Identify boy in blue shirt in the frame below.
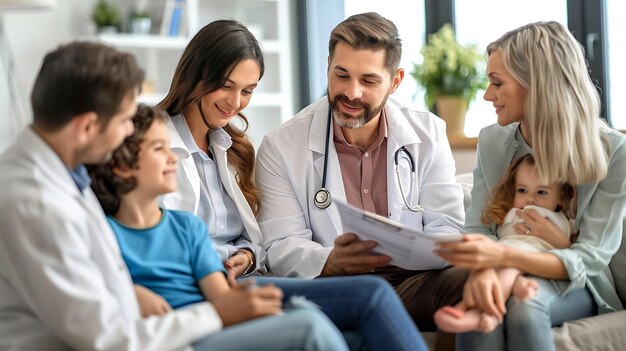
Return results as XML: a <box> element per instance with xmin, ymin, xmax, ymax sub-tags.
<box><xmin>89</xmin><ymin>104</ymin><xmax>427</xmax><ymax>351</ymax></box>
<box><xmin>90</xmin><ymin>104</ymin><xmax>232</xmax><ymax>311</ymax></box>
<box><xmin>107</xmin><ymin>204</ymin><xmax>227</xmax><ymax>310</ymax></box>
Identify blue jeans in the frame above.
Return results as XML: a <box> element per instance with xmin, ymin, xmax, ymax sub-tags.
<box><xmin>253</xmin><ymin>275</ymin><xmax>427</xmax><ymax>351</ymax></box>
<box><xmin>457</xmin><ymin>278</ymin><xmax>597</xmax><ymax>351</ymax></box>
<box><xmin>193</xmin><ymin>307</ymin><xmax>348</xmax><ymax>351</ymax></box>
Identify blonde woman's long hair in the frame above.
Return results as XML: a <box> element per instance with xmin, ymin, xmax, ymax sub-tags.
<box><xmin>487</xmin><ymin>21</ymin><xmax>608</xmax><ymax>185</ymax></box>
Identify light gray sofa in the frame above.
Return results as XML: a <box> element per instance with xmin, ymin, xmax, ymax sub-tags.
<box><xmin>431</xmin><ymin>173</ymin><xmax>626</xmax><ymax>350</ymax></box>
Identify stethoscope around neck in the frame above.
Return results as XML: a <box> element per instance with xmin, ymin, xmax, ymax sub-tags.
<box><xmin>313</xmin><ymin>108</ymin><xmax>424</xmax><ymax>212</ymax></box>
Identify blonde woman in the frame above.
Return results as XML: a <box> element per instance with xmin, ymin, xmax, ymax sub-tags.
<box><xmin>436</xmin><ymin>21</ymin><xmax>626</xmax><ymax>350</ymax></box>
<box><xmin>435</xmin><ymin>154</ymin><xmax>575</xmax><ymax>334</ymax></box>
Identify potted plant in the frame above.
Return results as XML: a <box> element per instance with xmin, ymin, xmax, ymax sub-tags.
<box><xmin>91</xmin><ymin>0</ymin><xmax>121</xmax><ymax>34</ymax></box>
<box><xmin>411</xmin><ymin>24</ymin><xmax>487</xmax><ymax>138</ymax></box>
<box><xmin>129</xmin><ymin>10</ymin><xmax>152</xmax><ymax>35</ymax></box>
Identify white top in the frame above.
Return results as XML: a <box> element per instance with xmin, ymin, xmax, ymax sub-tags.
<box><xmin>256</xmin><ymin>97</ymin><xmax>465</xmax><ymax>277</ymax></box>
<box><xmin>497</xmin><ymin>205</ymin><xmax>572</xmax><ymax>252</ymax></box>
<box><xmin>162</xmin><ymin>115</ymin><xmax>266</xmax><ymax>272</ymax></box>
<box><xmin>0</xmin><ymin>128</ymin><xmax>222</xmax><ymax>351</ymax></box>
<box><xmin>170</xmin><ymin>115</ymin><xmax>248</xmax><ymax>260</ymax></box>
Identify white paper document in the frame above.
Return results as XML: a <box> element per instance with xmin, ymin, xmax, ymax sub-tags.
<box><xmin>334</xmin><ymin>200</ymin><xmax>462</xmax><ymax>270</ymax></box>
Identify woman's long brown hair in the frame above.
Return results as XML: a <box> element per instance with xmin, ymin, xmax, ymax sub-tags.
<box><xmin>157</xmin><ymin>20</ymin><xmax>264</xmax><ymax>215</ymax></box>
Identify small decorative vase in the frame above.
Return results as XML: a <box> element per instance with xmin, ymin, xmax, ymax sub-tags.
<box><xmin>435</xmin><ymin>96</ymin><xmax>468</xmax><ymax>139</ymax></box>
<box><xmin>130</xmin><ymin>17</ymin><xmax>152</xmax><ymax>35</ymax></box>
<box><xmin>97</xmin><ymin>25</ymin><xmax>118</xmax><ymax>35</ymax></box>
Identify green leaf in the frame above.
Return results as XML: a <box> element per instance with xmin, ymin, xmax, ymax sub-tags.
<box><xmin>411</xmin><ymin>24</ymin><xmax>488</xmax><ymax>106</ymax></box>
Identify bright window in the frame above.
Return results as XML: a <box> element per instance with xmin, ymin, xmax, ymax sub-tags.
<box><xmin>454</xmin><ymin>0</ymin><xmax>567</xmax><ymax>137</ymax></box>
<box><xmin>344</xmin><ymin>0</ymin><xmax>427</xmax><ymax>110</ymax></box>
<box><xmin>607</xmin><ymin>0</ymin><xmax>626</xmax><ymax>130</ymax></box>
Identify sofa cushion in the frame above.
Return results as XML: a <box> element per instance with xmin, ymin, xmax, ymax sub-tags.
<box><xmin>553</xmin><ymin>310</ymin><xmax>626</xmax><ymax>350</ymax></box>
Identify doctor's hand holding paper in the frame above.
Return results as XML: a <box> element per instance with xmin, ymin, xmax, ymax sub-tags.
<box><xmin>321</xmin><ymin>232</ymin><xmax>392</xmax><ymax>276</ymax></box>
<box><xmin>256</xmin><ymin>12</ymin><xmax>467</xmax><ymax>331</ymax></box>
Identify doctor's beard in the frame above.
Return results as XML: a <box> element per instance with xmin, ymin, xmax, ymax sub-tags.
<box><xmin>329</xmin><ymin>92</ymin><xmax>390</xmax><ymax>129</ymax></box>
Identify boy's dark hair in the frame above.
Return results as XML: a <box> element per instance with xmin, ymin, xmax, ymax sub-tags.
<box><xmin>31</xmin><ymin>41</ymin><xmax>145</xmax><ymax>132</ymax></box>
<box><xmin>88</xmin><ymin>104</ymin><xmax>167</xmax><ymax>215</ymax></box>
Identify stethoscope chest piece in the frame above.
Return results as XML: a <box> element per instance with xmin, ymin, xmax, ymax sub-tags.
<box><xmin>314</xmin><ymin>189</ymin><xmax>332</xmax><ymax>209</ymax></box>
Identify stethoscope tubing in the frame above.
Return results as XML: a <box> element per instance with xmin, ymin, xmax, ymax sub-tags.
<box><xmin>314</xmin><ymin>106</ymin><xmax>423</xmax><ymax>212</ymax></box>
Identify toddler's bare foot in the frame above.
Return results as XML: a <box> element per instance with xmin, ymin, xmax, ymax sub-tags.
<box><xmin>476</xmin><ymin>313</ymin><xmax>499</xmax><ymax>333</ymax></box>
<box><xmin>512</xmin><ymin>275</ymin><xmax>538</xmax><ymax>301</ymax></box>
<box><xmin>435</xmin><ymin>306</ymin><xmax>497</xmax><ymax>333</ymax></box>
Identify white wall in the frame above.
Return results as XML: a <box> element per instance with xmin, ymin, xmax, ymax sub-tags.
<box><xmin>0</xmin><ymin>1</ymin><xmax>481</xmax><ymax>178</ymax></box>
<box><xmin>0</xmin><ymin>0</ymin><xmax>94</xmax><ymax>153</ymax></box>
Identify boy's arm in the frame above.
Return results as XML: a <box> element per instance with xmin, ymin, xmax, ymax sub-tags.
<box><xmin>133</xmin><ymin>285</ymin><xmax>171</xmax><ymax>318</ymax></box>
<box><xmin>198</xmin><ymin>272</ymin><xmax>231</xmax><ymax>302</ymax></box>
<box><xmin>187</xmin><ymin>214</ymin><xmax>232</xmax><ymax>301</ymax></box>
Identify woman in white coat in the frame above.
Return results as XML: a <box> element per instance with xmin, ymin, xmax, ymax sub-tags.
<box><xmin>155</xmin><ymin>19</ymin><xmax>428</xmax><ymax>351</ymax></box>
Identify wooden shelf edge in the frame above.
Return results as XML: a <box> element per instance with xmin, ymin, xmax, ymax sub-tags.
<box><xmin>98</xmin><ymin>34</ymin><xmax>189</xmax><ymax>49</ymax></box>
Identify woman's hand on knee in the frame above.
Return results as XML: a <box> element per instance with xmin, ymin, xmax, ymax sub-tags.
<box><xmin>225</xmin><ymin>249</ymin><xmax>255</xmax><ymax>278</ymax></box>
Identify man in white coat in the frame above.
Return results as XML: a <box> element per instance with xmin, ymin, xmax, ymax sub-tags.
<box><xmin>256</xmin><ymin>12</ymin><xmax>468</xmax><ymax>332</ymax></box>
<box><xmin>0</xmin><ymin>42</ymin><xmax>339</xmax><ymax>351</ymax></box>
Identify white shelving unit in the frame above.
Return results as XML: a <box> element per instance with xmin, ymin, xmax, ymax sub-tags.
<box><xmin>98</xmin><ymin>33</ymin><xmax>188</xmax><ymax>49</ymax></box>
<box><xmin>97</xmin><ymin>0</ymin><xmax>297</xmax><ymax>148</ymax></box>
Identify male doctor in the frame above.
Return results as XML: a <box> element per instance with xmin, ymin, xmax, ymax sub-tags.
<box><xmin>0</xmin><ymin>42</ymin><xmax>330</xmax><ymax>350</ymax></box>
<box><xmin>256</xmin><ymin>12</ymin><xmax>468</xmax><ymax>331</ymax></box>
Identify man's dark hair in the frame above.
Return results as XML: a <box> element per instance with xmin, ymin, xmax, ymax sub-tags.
<box><xmin>31</xmin><ymin>41</ymin><xmax>145</xmax><ymax>131</ymax></box>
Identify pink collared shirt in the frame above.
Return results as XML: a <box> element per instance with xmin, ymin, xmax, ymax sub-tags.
<box><xmin>333</xmin><ymin>111</ymin><xmax>389</xmax><ymax>217</ymax></box>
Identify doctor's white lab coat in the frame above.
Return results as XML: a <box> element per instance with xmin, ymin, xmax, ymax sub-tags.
<box><xmin>0</xmin><ymin>128</ymin><xmax>222</xmax><ymax>350</ymax></box>
<box><xmin>256</xmin><ymin>97</ymin><xmax>465</xmax><ymax>278</ymax></box>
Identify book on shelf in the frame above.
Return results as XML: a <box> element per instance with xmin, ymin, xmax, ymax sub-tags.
<box><xmin>160</xmin><ymin>0</ymin><xmax>185</xmax><ymax>37</ymax></box>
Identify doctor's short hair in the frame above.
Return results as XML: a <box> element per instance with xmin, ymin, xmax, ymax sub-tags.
<box><xmin>30</xmin><ymin>41</ymin><xmax>144</xmax><ymax>132</ymax></box>
<box><xmin>88</xmin><ymin>104</ymin><xmax>167</xmax><ymax>216</ymax></box>
<box><xmin>481</xmin><ymin>154</ymin><xmax>574</xmax><ymax>226</ymax></box>
<box><xmin>329</xmin><ymin>12</ymin><xmax>402</xmax><ymax>74</ymax></box>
